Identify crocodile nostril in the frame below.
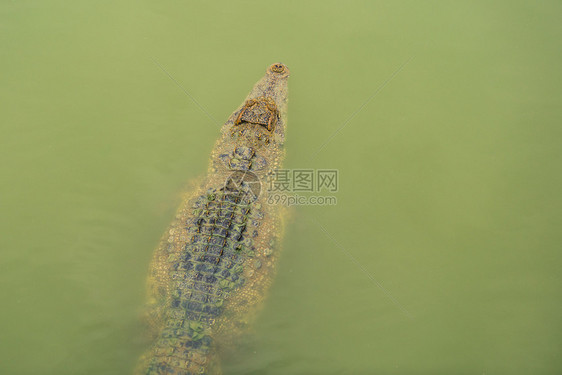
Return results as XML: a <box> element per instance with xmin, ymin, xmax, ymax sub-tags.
<box><xmin>270</xmin><ymin>63</ymin><xmax>285</xmax><ymax>73</ymax></box>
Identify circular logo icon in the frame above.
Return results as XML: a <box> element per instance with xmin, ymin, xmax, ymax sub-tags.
<box><xmin>224</xmin><ymin>170</ymin><xmax>261</xmax><ymax>202</ymax></box>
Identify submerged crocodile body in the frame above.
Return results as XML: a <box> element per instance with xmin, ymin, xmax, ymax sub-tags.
<box><xmin>136</xmin><ymin>63</ymin><xmax>290</xmax><ymax>375</ymax></box>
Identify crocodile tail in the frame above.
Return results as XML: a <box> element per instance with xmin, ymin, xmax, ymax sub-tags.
<box><xmin>136</xmin><ymin>322</ymin><xmax>221</xmax><ymax>375</ymax></box>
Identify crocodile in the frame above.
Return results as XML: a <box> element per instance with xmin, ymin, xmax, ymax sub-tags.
<box><xmin>135</xmin><ymin>63</ymin><xmax>290</xmax><ymax>375</ymax></box>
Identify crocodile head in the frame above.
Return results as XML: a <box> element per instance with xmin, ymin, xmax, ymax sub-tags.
<box><xmin>223</xmin><ymin>63</ymin><xmax>290</xmax><ymax>149</ymax></box>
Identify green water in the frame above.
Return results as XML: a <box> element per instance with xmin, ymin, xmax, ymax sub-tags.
<box><xmin>1</xmin><ymin>1</ymin><xmax>561</xmax><ymax>374</ymax></box>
